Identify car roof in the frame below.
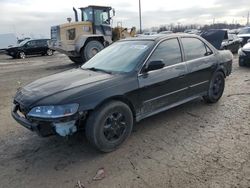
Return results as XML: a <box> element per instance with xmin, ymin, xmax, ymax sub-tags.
<box><xmin>121</xmin><ymin>33</ymin><xmax>200</xmax><ymax>42</ymax></box>
<box><xmin>25</xmin><ymin>39</ymin><xmax>49</xmax><ymax>41</ymax></box>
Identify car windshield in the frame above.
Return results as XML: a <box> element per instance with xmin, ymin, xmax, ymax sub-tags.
<box><xmin>238</xmin><ymin>28</ymin><xmax>250</xmax><ymax>34</ymax></box>
<box><xmin>81</xmin><ymin>40</ymin><xmax>153</xmax><ymax>73</ymax></box>
<box><xmin>18</xmin><ymin>40</ymin><xmax>29</xmax><ymax>47</ymax></box>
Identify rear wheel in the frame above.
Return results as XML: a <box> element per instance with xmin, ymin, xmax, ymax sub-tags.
<box><xmin>239</xmin><ymin>58</ymin><xmax>245</xmax><ymax>67</ymax></box>
<box><xmin>19</xmin><ymin>52</ymin><xmax>26</xmax><ymax>59</ymax></box>
<box><xmin>85</xmin><ymin>101</ymin><xmax>133</xmax><ymax>152</ymax></box>
<box><xmin>203</xmin><ymin>71</ymin><xmax>225</xmax><ymax>103</ymax></box>
<box><xmin>81</xmin><ymin>40</ymin><xmax>104</xmax><ymax>62</ymax></box>
<box><xmin>46</xmin><ymin>49</ymin><xmax>53</xmax><ymax>56</ymax></box>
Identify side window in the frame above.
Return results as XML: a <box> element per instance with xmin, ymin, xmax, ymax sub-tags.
<box><xmin>26</xmin><ymin>41</ymin><xmax>35</xmax><ymax>47</ymax></box>
<box><xmin>35</xmin><ymin>40</ymin><xmax>42</xmax><ymax>46</ymax></box>
<box><xmin>181</xmin><ymin>37</ymin><xmax>208</xmax><ymax>61</ymax></box>
<box><xmin>148</xmin><ymin>38</ymin><xmax>182</xmax><ymax>67</ymax></box>
<box><xmin>94</xmin><ymin>10</ymin><xmax>109</xmax><ymax>25</ymax></box>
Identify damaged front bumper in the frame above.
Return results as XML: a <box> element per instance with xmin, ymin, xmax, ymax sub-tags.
<box><xmin>12</xmin><ymin>104</ymin><xmax>80</xmax><ymax>137</ymax></box>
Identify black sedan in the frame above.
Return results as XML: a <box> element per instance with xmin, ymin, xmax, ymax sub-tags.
<box><xmin>221</xmin><ymin>34</ymin><xmax>242</xmax><ymax>53</ymax></box>
<box><xmin>5</xmin><ymin>39</ymin><xmax>54</xmax><ymax>59</ymax></box>
<box><xmin>12</xmin><ymin>34</ymin><xmax>233</xmax><ymax>152</ymax></box>
<box><xmin>238</xmin><ymin>42</ymin><xmax>250</xmax><ymax>66</ymax></box>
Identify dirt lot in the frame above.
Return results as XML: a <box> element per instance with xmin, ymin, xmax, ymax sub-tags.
<box><xmin>0</xmin><ymin>53</ymin><xmax>249</xmax><ymax>188</ymax></box>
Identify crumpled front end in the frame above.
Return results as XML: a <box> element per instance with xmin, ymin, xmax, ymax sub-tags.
<box><xmin>11</xmin><ymin>98</ymin><xmax>82</xmax><ymax>137</ymax></box>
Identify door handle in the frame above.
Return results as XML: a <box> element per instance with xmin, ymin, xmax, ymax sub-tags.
<box><xmin>178</xmin><ymin>75</ymin><xmax>185</xmax><ymax>79</ymax></box>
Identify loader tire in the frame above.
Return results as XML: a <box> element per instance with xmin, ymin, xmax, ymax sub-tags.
<box><xmin>81</xmin><ymin>40</ymin><xmax>104</xmax><ymax>62</ymax></box>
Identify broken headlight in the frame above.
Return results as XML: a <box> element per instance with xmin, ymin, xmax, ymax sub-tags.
<box><xmin>27</xmin><ymin>103</ymin><xmax>79</xmax><ymax>118</ymax></box>
<box><xmin>238</xmin><ymin>48</ymin><xmax>246</xmax><ymax>56</ymax></box>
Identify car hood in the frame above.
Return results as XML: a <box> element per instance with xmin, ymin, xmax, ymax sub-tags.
<box><xmin>6</xmin><ymin>46</ymin><xmax>18</xmax><ymax>51</ymax></box>
<box><xmin>201</xmin><ymin>29</ymin><xmax>228</xmax><ymax>50</ymax></box>
<box><xmin>242</xmin><ymin>43</ymin><xmax>250</xmax><ymax>51</ymax></box>
<box><xmin>14</xmin><ymin>68</ymin><xmax>113</xmax><ymax>107</ymax></box>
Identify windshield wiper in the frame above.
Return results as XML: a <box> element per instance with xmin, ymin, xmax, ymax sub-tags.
<box><xmin>83</xmin><ymin>67</ymin><xmax>112</xmax><ymax>74</ymax></box>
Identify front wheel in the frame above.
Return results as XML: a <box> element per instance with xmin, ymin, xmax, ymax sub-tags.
<box><xmin>203</xmin><ymin>71</ymin><xmax>225</xmax><ymax>103</ymax></box>
<box><xmin>19</xmin><ymin>52</ymin><xmax>26</xmax><ymax>59</ymax></box>
<box><xmin>46</xmin><ymin>49</ymin><xmax>54</xmax><ymax>56</ymax></box>
<box><xmin>239</xmin><ymin>58</ymin><xmax>245</xmax><ymax>67</ymax></box>
<box><xmin>85</xmin><ymin>101</ymin><xmax>133</xmax><ymax>152</ymax></box>
<box><xmin>81</xmin><ymin>40</ymin><xmax>104</xmax><ymax>62</ymax></box>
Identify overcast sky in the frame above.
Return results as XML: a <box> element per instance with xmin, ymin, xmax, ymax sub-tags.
<box><xmin>0</xmin><ymin>0</ymin><xmax>249</xmax><ymax>38</ymax></box>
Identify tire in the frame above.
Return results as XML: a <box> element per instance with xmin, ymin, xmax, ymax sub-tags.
<box><xmin>19</xmin><ymin>52</ymin><xmax>26</xmax><ymax>59</ymax></box>
<box><xmin>239</xmin><ymin>58</ymin><xmax>245</xmax><ymax>67</ymax></box>
<box><xmin>68</xmin><ymin>56</ymin><xmax>83</xmax><ymax>64</ymax></box>
<box><xmin>81</xmin><ymin>40</ymin><xmax>104</xmax><ymax>62</ymax></box>
<box><xmin>85</xmin><ymin>101</ymin><xmax>133</xmax><ymax>152</ymax></box>
<box><xmin>46</xmin><ymin>49</ymin><xmax>53</xmax><ymax>56</ymax></box>
<box><xmin>203</xmin><ymin>71</ymin><xmax>225</xmax><ymax>103</ymax></box>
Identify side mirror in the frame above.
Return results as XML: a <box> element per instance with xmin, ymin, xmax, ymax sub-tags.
<box><xmin>112</xmin><ymin>8</ymin><xmax>116</xmax><ymax>17</ymax></box>
<box><xmin>145</xmin><ymin>60</ymin><xmax>165</xmax><ymax>72</ymax></box>
<box><xmin>248</xmin><ymin>39</ymin><xmax>250</xmax><ymax>43</ymax></box>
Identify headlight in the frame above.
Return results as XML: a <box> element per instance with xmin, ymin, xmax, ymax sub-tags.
<box><xmin>238</xmin><ymin>48</ymin><xmax>246</xmax><ymax>56</ymax></box>
<box><xmin>238</xmin><ymin>38</ymin><xmax>243</xmax><ymax>43</ymax></box>
<box><xmin>28</xmin><ymin>103</ymin><xmax>79</xmax><ymax>118</ymax></box>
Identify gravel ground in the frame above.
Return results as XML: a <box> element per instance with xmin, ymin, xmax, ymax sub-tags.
<box><xmin>0</xmin><ymin>53</ymin><xmax>249</xmax><ymax>188</ymax></box>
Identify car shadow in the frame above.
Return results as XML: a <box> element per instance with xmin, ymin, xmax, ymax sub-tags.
<box><xmin>2</xmin><ymin>97</ymin><xmax>217</xmax><ymax>185</ymax></box>
<box><xmin>10</xmin><ymin>99</ymin><xmax>206</xmax><ymax>154</ymax></box>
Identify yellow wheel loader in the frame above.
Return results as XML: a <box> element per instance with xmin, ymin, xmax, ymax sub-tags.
<box><xmin>49</xmin><ymin>5</ymin><xmax>136</xmax><ymax>64</ymax></box>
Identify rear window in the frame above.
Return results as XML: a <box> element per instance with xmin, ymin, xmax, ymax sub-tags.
<box><xmin>36</xmin><ymin>40</ymin><xmax>48</xmax><ymax>46</ymax></box>
<box><xmin>181</xmin><ymin>37</ymin><xmax>208</xmax><ymax>61</ymax></box>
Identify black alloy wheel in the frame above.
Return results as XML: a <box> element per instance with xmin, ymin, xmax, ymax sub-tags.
<box><xmin>103</xmin><ymin>112</ymin><xmax>127</xmax><ymax>142</ymax></box>
<box><xmin>203</xmin><ymin>71</ymin><xmax>225</xmax><ymax>103</ymax></box>
<box><xmin>85</xmin><ymin>101</ymin><xmax>133</xmax><ymax>152</ymax></box>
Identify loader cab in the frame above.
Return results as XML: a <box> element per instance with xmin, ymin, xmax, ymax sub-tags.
<box><xmin>80</xmin><ymin>6</ymin><xmax>113</xmax><ymax>36</ymax></box>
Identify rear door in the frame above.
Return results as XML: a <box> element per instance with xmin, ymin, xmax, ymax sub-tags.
<box><xmin>138</xmin><ymin>38</ymin><xmax>188</xmax><ymax>115</ymax></box>
<box><xmin>37</xmin><ymin>40</ymin><xmax>48</xmax><ymax>53</ymax></box>
<box><xmin>180</xmin><ymin>37</ymin><xmax>217</xmax><ymax>97</ymax></box>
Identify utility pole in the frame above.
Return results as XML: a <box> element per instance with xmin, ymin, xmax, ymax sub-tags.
<box><xmin>247</xmin><ymin>11</ymin><xmax>249</xmax><ymax>26</ymax></box>
<box><xmin>139</xmin><ymin>0</ymin><xmax>142</xmax><ymax>34</ymax></box>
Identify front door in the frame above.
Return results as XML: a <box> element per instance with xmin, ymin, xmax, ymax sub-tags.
<box><xmin>24</xmin><ymin>40</ymin><xmax>40</xmax><ymax>55</ymax></box>
<box><xmin>138</xmin><ymin>38</ymin><xmax>188</xmax><ymax>116</ymax></box>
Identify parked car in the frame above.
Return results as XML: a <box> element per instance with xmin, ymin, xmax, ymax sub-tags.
<box><xmin>5</xmin><ymin>39</ymin><xmax>54</xmax><ymax>59</ymax></box>
<box><xmin>221</xmin><ymin>34</ymin><xmax>242</xmax><ymax>53</ymax></box>
<box><xmin>142</xmin><ymin>31</ymin><xmax>158</xmax><ymax>35</ymax></box>
<box><xmin>184</xmin><ymin>29</ymin><xmax>201</xmax><ymax>35</ymax></box>
<box><xmin>12</xmin><ymin>34</ymin><xmax>232</xmax><ymax>152</ymax></box>
<box><xmin>238</xmin><ymin>27</ymin><xmax>250</xmax><ymax>46</ymax></box>
<box><xmin>200</xmin><ymin>29</ymin><xmax>228</xmax><ymax>50</ymax></box>
<box><xmin>238</xmin><ymin>40</ymin><xmax>250</xmax><ymax>66</ymax></box>
<box><xmin>159</xmin><ymin>31</ymin><xmax>173</xmax><ymax>34</ymax></box>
